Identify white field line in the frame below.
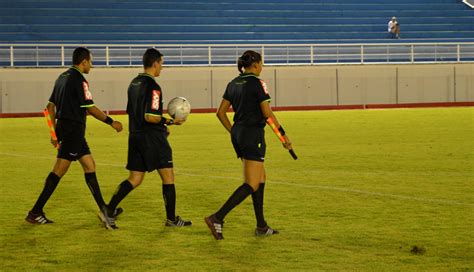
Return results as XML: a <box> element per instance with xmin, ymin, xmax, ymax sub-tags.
<box><xmin>171</xmin><ymin>171</ymin><xmax>474</xmax><ymax>207</ymax></box>
<box><xmin>1</xmin><ymin>152</ymin><xmax>473</xmax><ymax>207</ymax></box>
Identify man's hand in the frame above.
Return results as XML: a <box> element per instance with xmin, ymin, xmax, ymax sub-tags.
<box><xmin>51</xmin><ymin>138</ymin><xmax>59</xmax><ymax>148</ymax></box>
<box><xmin>111</xmin><ymin>121</ymin><xmax>123</xmax><ymax>132</ymax></box>
<box><xmin>172</xmin><ymin>118</ymin><xmax>186</xmax><ymax>125</ymax></box>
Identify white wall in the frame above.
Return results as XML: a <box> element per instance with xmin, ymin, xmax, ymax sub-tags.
<box><xmin>0</xmin><ymin>63</ymin><xmax>472</xmax><ymax>113</ymax></box>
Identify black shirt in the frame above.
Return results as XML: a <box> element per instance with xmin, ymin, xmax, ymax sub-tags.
<box><xmin>127</xmin><ymin>73</ymin><xmax>166</xmax><ymax>133</ymax></box>
<box><xmin>223</xmin><ymin>73</ymin><xmax>271</xmax><ymax>127</ymax></box>
<box><xmin>48</xmin><ymin>66</ymin><xmax>95</xmax><ymax>124</ymax></box>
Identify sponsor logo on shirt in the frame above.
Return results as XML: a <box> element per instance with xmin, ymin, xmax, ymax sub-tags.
<box><xmin>260</xmin><ymin>80</ymin><xmax>269</xmax><ymax>95</ymax></box>
<box><xmin>83</xmin><ymin>81</ymin><xmax>93</xmax><ymax>100</ymax></box>
<box><xmin>152</xmin><ymin>90</ymin><xmax>161</xmax><ymax>110</ymax></box>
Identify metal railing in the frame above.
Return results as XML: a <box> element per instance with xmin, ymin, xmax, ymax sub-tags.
<box><xmin>463</xmin><ymin>0</ymin><xmax>474</xmax><ymax>8</ymax></box>
<box><xmin>1</xmin><ymin>43</ymin><xmax>473</xmax><ymax>67</ymax></box>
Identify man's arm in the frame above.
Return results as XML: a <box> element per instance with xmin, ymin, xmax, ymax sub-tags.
<box><xmin>86</xmin><ymin>106</ymin><xmax>123</xmax><ymax>132</ymax></box>
<box><xmin>144</xmin><ymin>114</ymin><xmax>184</xmax><ymax>125</ymax></box>
<box><xmin>46</xmin><ymin>102</ymin><xmax>56</xmax><ymax>129</ymax></box>
<box><xmin>46</xmin><ymin>102</ymin><xmax>59</xmax><ymax>147</ymax></box>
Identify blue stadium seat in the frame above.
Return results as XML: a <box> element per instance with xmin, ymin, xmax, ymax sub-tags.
<box><xmin>0</xmin><ymin>0</ymin><xmax>473</xmax><ymax>44</ymax></box>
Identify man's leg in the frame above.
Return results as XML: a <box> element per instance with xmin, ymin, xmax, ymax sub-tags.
<box><xmin>158</xmin><ymin>168</ymin><xmax>191</xmax><ymax>226</ymax></box>
<box><xmin>107</xmin><ymin>171</ymin><xmax>145</xmax><ymax>216</ymax></box>
<box><xmin>395</xmin><ymin>26</ymin><xmax>400</xmax><ymax>38</ymax></box>
<box><xmin>79</xmin><ymin>155</ymin><xmax>117</xmax><ymax>229</ymax></box>
<box><xmin>26</xmin><ymin>158</ymin><xmax>71</xmax><ymax>224</ymax></box>
<box><xmin>79</xmin><ymin>155</ymin><xmax>107</xmax><ymax>209</ymax></box>
<box><xmin>158</xmin><ymin>168</ymin><xmax>176</xmax><ymax>221</ymax></box>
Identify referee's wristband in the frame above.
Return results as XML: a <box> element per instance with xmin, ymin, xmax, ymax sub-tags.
<box><xmin>278</xmin><ymin>125</ymin><xmax>286</xmax><ymax>136</ymax></box>
<box><xmin>104</xmin><ymin>116</ymin><xmax>114</xmax><ymax>125</ymax></box>
<box><xmin>159</xmin><ymin>117</ymin><xmax>167</xmax><ymax>125</ymax></box>
<box><xmin>159</xmin><ymin>117</ymin><xmax>174</xmax><ymax>126</ymax></box>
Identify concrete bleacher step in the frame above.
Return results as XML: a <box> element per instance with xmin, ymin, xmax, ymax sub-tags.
<box><xmin>1</xmin><ymin>8</ymin><xmax>472</xmax><ymax>18</ymax></box>
<box><xmin>4</xmin><ymin>0</ymin><xmax>459</xmax><ymax>3</ymax></box>
<box><xmin>1</xmin><ymin>31</ymin><xmax>472</xmax><ymax>42</ymax></box>
<box><xmin>3</xmin><ymin>24</ymin><xmax>473</xmax><ymax>34</ymax></box>
<box><xmin>0</xmin><ymin>0</ymin><xmax>473</xmax><ymax>44</ymax></box>
<box><xmin>2</xmin><ymin>2</ymin><xmax>469</xmax><ymax>11</ymax></box>
<box><xmin>3</xmin><ymin>16</ymin><xmax>473</xmax><ymax>25</ymax></box>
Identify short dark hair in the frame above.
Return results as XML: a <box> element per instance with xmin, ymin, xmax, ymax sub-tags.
<box><xmin>143</xmin><ymin>48</ymin><xmax>163</xmax><ymax>68</ymax></box>
<box><xmin>72</xmin><ymin>47</ymin><xmax>91</xmax><ymax>65</ymax></box>
<box><xmin>237</xmin><ymin>50</ymin><xmax>262</xmax><ymax>73</ymax></box>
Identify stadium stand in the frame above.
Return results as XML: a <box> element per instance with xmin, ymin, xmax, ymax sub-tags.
<box><xmin>0</xmin><ymin>0</ymin><xmax>473</xmax><ymax>44</ymax></box>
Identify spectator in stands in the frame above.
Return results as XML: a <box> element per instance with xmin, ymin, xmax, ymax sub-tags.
<box><xmin>388</xmin><ymin>17</ymin><xmax>400</xmax><ymax>39</ymax></box>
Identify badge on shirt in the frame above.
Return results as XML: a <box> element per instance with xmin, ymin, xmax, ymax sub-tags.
<box><xmin>152</xmin><ymin>90</ymin><xmax>161</xmax><ymax>110</ymax></box>
<box><xmin>260</xmin><ymin>80</ymin><xmax>269</xmax><ymax>95</ymax></box>
<box><xmin>83</xmin><ymin>81</ymin><xmax>93</xmax><ymax>100</ymax></box>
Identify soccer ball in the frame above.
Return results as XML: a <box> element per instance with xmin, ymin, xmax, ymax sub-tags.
<box><xmin>167</xmin><ymin>97</ymin><xmax>191</xmax><ymax>120</ymax></box>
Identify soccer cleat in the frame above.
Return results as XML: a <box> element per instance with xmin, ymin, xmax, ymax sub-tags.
<box><xmin>97</xmin><ymin>206</ymin><xmax>117</xmax><ymax>230</ymax></box>
<box><xmin>25</xmin><ymin>211</ymin><xmax>54</xmax><ymax>224</ymax></box>
<box><xmin>204</xmin><ymin>215</ymin><xmax>224</xmax><ymax>240</ymax></box>
<box><xmin>165</xmin><ymin>216</ymin><xmax>192</xmax><ymax>227</ymax></box>
<box><xmin>255</xmin><ymin>226</ymin><xmax>279</xmax><ymax>237</ymax></box>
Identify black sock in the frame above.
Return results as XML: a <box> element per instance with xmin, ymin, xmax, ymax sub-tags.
<box><xmin>84</xmin><ymin>172</ymin><xmax>106</xmax><ymax>209</ymax></box>
<box><xmin>252</xmin><ymin>183</ymin><xmax>267</xmax><ymax>228</ymax></box>
<box><xmin>31</xmin><ymin>172</ymin><xmax>61</xmax><ymax>213</ymax></box>
<box><xmin>108</xmin><ymin>180</ymin><xmax>134</xmax><ymax>216</ymax></box>
<box><xmin>215</xmin><ymin>183</ymin><xmax>254</xmax><ymax>221</ymax></box>
<box><xmin>162</xmin><ymin>184</ymin><xmax>176</xmax><ymax>221</ymax></box>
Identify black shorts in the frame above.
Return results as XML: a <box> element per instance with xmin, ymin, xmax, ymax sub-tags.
<box><xmin>231</xmin><ymin>125</ymin><xmax>266</xmax><ymax>162</ymax></box>
<box><xmin>126</xmin><ymin>131</ymin><xmax>173</xmax><ymax>172</ymax></box>
<box><xmin>56</xmin><ymin>120</ymin><xmax>90</xmax><ymax>161</ymax></box>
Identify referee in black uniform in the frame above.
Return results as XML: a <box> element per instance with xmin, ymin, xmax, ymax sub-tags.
<box><xmin>205</xmin><ymin>50</ymin><xmax>293</xmax><ymax>240</ymax></box>
<box><xmin>25</xmin><ymin>47</ymin><xmax>123</xmax><ymax>229</ymax></box>
<box><xmin>103</xmin><ymin>48</ymin><xmax>191</xmax><ymax>228</ymax></box>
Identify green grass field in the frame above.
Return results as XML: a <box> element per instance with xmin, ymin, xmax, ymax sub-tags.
<box><xmin>0</xmin><ymin>108</ymin><xmax>473</xmax><ymax>271</ymax></box>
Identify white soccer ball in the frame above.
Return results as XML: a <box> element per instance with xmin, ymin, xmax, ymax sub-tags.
<box><xmin>167</xmin><ymin>96</ymin><xmax>191</xmax><ymax>120</ymax></box>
